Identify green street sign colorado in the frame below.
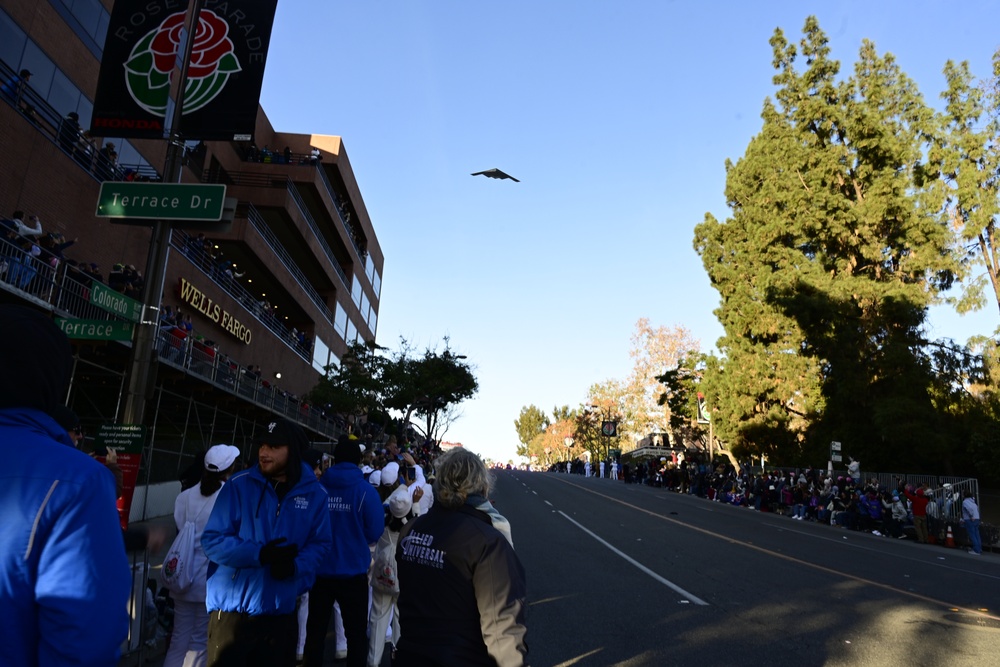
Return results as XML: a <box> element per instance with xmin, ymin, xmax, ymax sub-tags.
<box><xmin>96</xmin><ymin>182</ymin><xmax>227</xmax><ymax>221</ymax></box>
<box><xmin>91</xmin><ymin>282</ymin><xmax>143</xmax><ymax>323</ymax></box>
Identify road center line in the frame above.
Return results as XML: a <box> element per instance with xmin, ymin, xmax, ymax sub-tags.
<box><xmin>557</xmin><ymin>510</ymin><xmax>709</xmax><ymax>606</ymax></box>
<box><xmin>550</xmin><ymin>476</ymin><xmax>1000</xmax><ymax>622</ymax></box>
<box><xmin>765</xmin><ymin>523</ymin><xmax>1000</xmax><ymax>580</ymax></box>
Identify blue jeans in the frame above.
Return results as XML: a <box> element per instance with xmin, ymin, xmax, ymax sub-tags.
<box><xmin>966</xmin><ymin>519</ymin><xmax>982</xmax><ymax>554</ymax></box>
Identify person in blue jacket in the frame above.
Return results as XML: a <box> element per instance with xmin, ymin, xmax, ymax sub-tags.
<box><xmin>303</xmin><ymin>436</ymin><xmax>384</xmax><ymax>667</ymax></box>
<box><xmin>202</xmin><ymin>418</ymin><xmax>333</xmax><ymax>667</ymax></box>
<box><xmin>0</xmin><ymin>305</ymin><xmax>130</xmax><ymax>667</ymax></box>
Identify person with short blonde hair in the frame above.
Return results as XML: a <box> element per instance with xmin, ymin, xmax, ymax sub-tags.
<box><xmin>395</xmin><ymin>447</ymin><xmax>527</xmax><ymax>666</ymax></box>
<box><xmin>432</xmin><ymin>447</ymin><xmax>493</xmax><ymax>508</ymax></box>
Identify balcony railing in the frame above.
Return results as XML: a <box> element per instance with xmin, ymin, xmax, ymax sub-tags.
<box><xmin>200</xmin><ymin>167</ymin><xmax>352</xmax><ymax>289</ymax></box>
<box><xmin>231</xmin><ymin>142</ymin><xmax>319</xmax><ymax>166</ymax></box>
<box><xmin>284</xmin><ymin>180</ymin><xmax>352</xmax><ymax>287</ymax></box>
<box><xmin>245</xmin><ymin>203</ymin><xmax>335</xmax><ymax>324</ymax></box>
<box><xmin>1</xmin><ymin>58</ymin><xmax>162</xmax><ymax>184</ymax></box>
<box><xmin>169</xmin><ymin>229</ymin><xmax>313</xmax><ymax>362</ymax></box>
<box><xmin>315</xmin><ymin>164</ymin><xmax>367</xmax><ymax>261</ymax></box>
<box><xmin>156</xmin><ymin>326</ymin><xmax>341</xmax><ymax>437</ymax></box>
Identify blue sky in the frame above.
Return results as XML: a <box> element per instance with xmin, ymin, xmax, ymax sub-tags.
<box><xmin>258</xmin><ymin>1</ymin><xmax>1000</xmax><ymax>462</ymax></box>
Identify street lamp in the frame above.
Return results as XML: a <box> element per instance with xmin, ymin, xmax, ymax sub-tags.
<box><xmin>589</xmin><ymin>403</ymin><xmax>619</xmax><ymax>464</ymax></box>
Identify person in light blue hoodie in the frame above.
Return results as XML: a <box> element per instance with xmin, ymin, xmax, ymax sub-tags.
<box><xmin>0</xmin><ymin>305</ymin><xmax>130</xmax><ymax>667</ymax></box>
<box><xmin>202</xmin><ymin>419</ymin><xmax>332</xmax><ymax>667</ymax></box>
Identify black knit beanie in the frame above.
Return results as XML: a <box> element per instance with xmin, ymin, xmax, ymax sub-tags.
<box><xmin>0</xmin><ymin>305</ymin><xmax>72</xmax><ymax>414</ymax></box>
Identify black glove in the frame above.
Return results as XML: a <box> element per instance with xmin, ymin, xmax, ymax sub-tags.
<box><xmin>259</xmin><ymin>538</ymin><xmax>298</xmax><ymax>566</ymax></box>
<box><xmin>270</xmin><ymin>558</ymin><xmax>296</xmax><ymax>580</ymax></box>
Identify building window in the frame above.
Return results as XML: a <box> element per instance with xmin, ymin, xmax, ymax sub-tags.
<box><xmin>351</xmin><ymin>278</ymin><xmax>362</xmax><ymax>309</ymax></box>
<box><xmin>20</xmin><ymin>41</ymin><xmax>56</xmax><ymax>100</ymax></box>
<box><xmin>312</xmin><ymin>336</ymin><xmax>331</xmax><ymax>375</ymax></box>
<box><xmin>48</xmin><ymin>68</ymin><xmax>80</xmax><ymax>121</ymax></box>
<box><xmin>335</xmin><ymin>302</ymin><xmax>347</xmax><ymax>339</ymax></box>
<box><xmin>372</xmin><ymin>268</ymin><xmax>381</xmax><ymax>299</ymax></box>
<box><xmin>51</xmin><ymin>0</ymin><xmax>110</xmax><ymax>56</ymax></box>
<box><xmin>68</xmin><ymin>0</ymin><xmax>103</xmax><ymax>38</ymax></box>
<box><xmin>0</xmin><ymin>11</ymin><xmax>26</xmax><ymax>69</ymax></box>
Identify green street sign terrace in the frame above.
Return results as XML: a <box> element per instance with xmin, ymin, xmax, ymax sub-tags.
<box><xmin>56</xmin><ymin>318</ymin><xmax>134</xmax><ymax>341</ymax></box>
<box><xmin>96</xmin><ymin>182</ymin><xmax>227</xmax><ymax>221</ymax></box>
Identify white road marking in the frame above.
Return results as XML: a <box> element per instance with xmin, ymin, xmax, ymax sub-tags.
<box><xmin>532</xmin><ymin>490</ymin><xmax>538</xmax><ymax>495</ymax></box>
<box><xmin>558</xmin><ymin>511</ymin><xmax>709</xmax><ymax>606</ymax></box>
<box><xmin>544</xmin><ymin>500</ymin><xmax>553</xmax><ymax>506</ymax></box>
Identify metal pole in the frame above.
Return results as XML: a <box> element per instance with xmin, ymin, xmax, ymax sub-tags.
<box><xmin>121</xmin><ymin>0</ymin><xmax>205</xmax><ymax>426</ymax></box>
<box><xmin>121</xmin><ymin>6</ymin><xmax>204</xmax><ymax>661</ymax></box>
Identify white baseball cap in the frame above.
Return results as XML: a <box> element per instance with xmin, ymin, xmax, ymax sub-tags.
<box><xmin>381</xmin><ymin>462</ymin><xmax>400</xmax><ymax>486</ymax></box>
<box><xmin>388</xmin><ymin>486</ymin><xmax>412</xmax><ymax>519</ymax></box>
<box><xmin>205</xmin><ymin>444</ymin><xmax>240</xmax><ymax>472</ymax></box>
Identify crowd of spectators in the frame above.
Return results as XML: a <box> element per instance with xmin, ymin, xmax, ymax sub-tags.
<box><xmin>2</xmin><ymin>66</ymin><xmax>147</xmax><ymax>182</ymax></box>
<box><xmin>567</xmin><ymin>454</ymin><xmax>986</xmax><ymax>551</ymax></box>
<box><xmin>243</xmin><ymin>143</ymin><xmax>320</xmax><ymax>166</ymax></box>
<box><xmin>1</xmin><ymin>209</ymin><xmax>111</xmax><ymax>299</ymax></box>
<box><xmin>155</xmin><ymin>426</ymin><xmax>462</xmax><ymax>666</ymax></box>
<box><xmin>180</xmin><ymin>231</ymin><xmax>315</xmax><ymax>359</ymax></box>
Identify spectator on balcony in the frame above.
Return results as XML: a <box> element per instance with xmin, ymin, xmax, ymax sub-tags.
<box><xmin>191</xmin><ymin>337</ymin><xmax>217</xmax><ymax>376</ymax></box>
<box><xmin>58</xmin><ymin>112</ymin><xmax>82</xmax><ymax>155</ymax></box>
<box><xmin>283</xmin><ymin>146</ymin><xmax>292</xmax><ymax>164</ymax></box>
<box><xmin>6</xmin><ymin>211</ymin><xmax>43</xmax><ymax>239</ymax></box>
<box><xmin>77</xmin><ymin>130</ymin><xmax>98</xmax><ymax>170</ymax></box>
<box><xmin>123</xmin><ymin>265</ymin><xmax>143</xmax><ymax>299</ymax></box>
<box><xmin>161</xmin><ymin>317</ymin><xmax>189</xmax><ymax>364</ymax></box>
<box><xmin>81</xmin><ymin>262</ymin><xmax>103</xmax><ymax>285</ymax></box>
<box><xmin>222</xmin><ymin>261</ymin><xmax>243</xmax><ymax>285</ymax></box>
<box><xmin>40</xmin><ymin>232</ymin><xmax>77</xmax><ymax>260</ymax></box>
<box><xmin>185</xmin><ymin>232</ymin><xmax>206</xmax><ymax>260</ymax></box>
<box><xmin>97</xmin><ymin>142</ymin><xmax>118</xmax><ymax>180</ymax></box>
<box><xmin>108</xmin><ymin>263</ymin><xmax>126</xmax><ymax>292</ymax></box>
<box><xmin>1</xmin><ymin>68</ymin><xmax>31</xmax><ymax>108</ymax></box>
<box><xmin>310</xmin><ymin>147</ymin><xmax>321</xmax><ymax>163</ymax></box>
<box><xmin>159</xmin><ymin>304</ymin><xmax>174</xmax><ymax>326</ymax></box>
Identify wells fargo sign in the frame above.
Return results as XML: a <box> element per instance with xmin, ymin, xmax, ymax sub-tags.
<box><xmin>177</xmin><ymin>278</ymin><xmax>252</xmax><ymax>344</ymax></box>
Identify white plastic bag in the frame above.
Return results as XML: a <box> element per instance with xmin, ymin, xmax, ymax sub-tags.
<box><xmin>160</xmin><ymin>520</ymin><xmax>197</xmax><ymax>594</ymax></box>
<box><xmin>370</xmin><ymin>529</ymin><xmax>399</xmax><ymax>594</ymax></box>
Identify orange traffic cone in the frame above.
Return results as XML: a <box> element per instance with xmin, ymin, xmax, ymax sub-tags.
<box><xmin>945</xmin><ymin>524</ymin><xmax>956</xmax><ymax>548</ymax></box>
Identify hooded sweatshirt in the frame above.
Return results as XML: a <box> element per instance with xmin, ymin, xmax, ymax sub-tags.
<box><xmin>202</xmin><ymin>462</ymin><xmax>332</xmax><ymax>615</ymax></box>
<box><xmin>0</xmin><ymin>306</ymin><xmax>130</xmax><ymax>666</ymax></box>
<box><xmin>317</xmin><ymin>462</ymin><xmax>385</xmax><ymax>577</ymax></box>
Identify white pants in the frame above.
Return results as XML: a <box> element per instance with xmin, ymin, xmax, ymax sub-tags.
<box><xmin>163</xmin><ymin>598</ymin><xmax>208</xmax><ymax>667</ymax></box>
<box><xmin>333</xmin><ymin>601</ymin><xmax>347</xmax><ymax>653</ymax></box>
<box><xmin>367</xmin><ymin>590</ymin><xmax>399</xmax><ymax>667</ymax></box>
<box><xmin>296</xmin><ymin>593</ymin><xmax>309</xmax><ymax>657</ymax></box>
<box><xmin>297</xmin><ymin>594</ymin><xmax>347</xmax><ymax>657</ymax></box>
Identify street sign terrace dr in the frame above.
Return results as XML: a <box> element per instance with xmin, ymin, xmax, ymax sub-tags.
<box><xmin>96</xmin><ymin>182</ymin><xmax>227</xmax><ymax>221</ymax></box>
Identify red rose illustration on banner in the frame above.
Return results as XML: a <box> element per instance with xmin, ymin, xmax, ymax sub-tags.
<box><xmin>149</xmin><ymin>12</ymin><xmax>187</xmax><ymax>74</ymax></box>
<box><xmin>124</xmin><ymin>10</ymin><xmax>242</xmax><ymax>117</ymax></box>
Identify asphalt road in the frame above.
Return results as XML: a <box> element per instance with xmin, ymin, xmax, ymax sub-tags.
<box><xmin>495</xmin><ymin>470</ymin><xmax>1000</xmax><ymax>667</ymax></box>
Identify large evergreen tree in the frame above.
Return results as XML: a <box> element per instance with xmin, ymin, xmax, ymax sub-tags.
<box><xmin>694</xmin><ymin>18</ymin><xmax>959</xmax><ymax>469</ymax></box>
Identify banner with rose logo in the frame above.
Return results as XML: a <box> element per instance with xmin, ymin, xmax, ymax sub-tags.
<box><xmin>91</xmin><ymin>0</ymin><xmax>278</xmax><ymax>141</ymax></box>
